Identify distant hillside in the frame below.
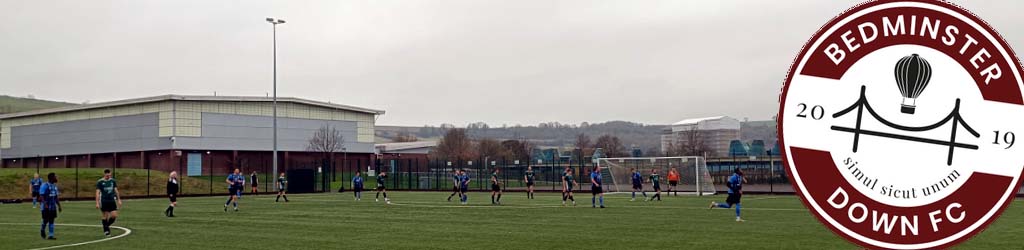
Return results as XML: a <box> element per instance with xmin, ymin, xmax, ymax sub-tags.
<box><xmin>0</xmin><ymin>95</ymin><xmax>74</xmax><ymax>114</ymax></box>
<box><xmin>377</xmin><ymin>121</ymin><xmax>666</xmax><ymax>152</ymax></box>
<box><xmin>379</xmin><ymin>119</ymin><xmax>778</xmax><ymax>155</ymax></box>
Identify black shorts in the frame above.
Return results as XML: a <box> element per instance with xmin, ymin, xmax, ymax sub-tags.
<box><xmin>726</xmin><ymin>193</ymin><xmax>742</xmax><ymax>205</ymax></box>
<box><xmin>252</xmin><ymin>183</ymin><xmax>258</xmax><ymax>188</ymax></box>
<box><xmin>592</xmin><ymin>186</ymin><xmax>603</xmax><ymax>195</ymax></box>
<box><xmin>355</xmin><ymin>185</ymin><xmax>363</xmax><ymax>192</ymax></box>
<box><xmin>653</xmin><ymin>185</ymin><xmax>661</xmax><ymax>192</ymax></box>
<box><xmin>229</xmin><ymin>187</ymin><xmax>240</xmax><ymax>196</ymax></box>
<box><xmin>526</xmin><ymin>181</ymin><xmax>535</xmax><ymax>187</ymax></box>
<box><xmin>565</xmin><ymin>186</ymin><xmax>574</xmax><ymax>192</ymax></box>
<box><xmin>32</xmin><ymin>191</ymin><xmax>39</xmax><ymax>198</ymax></box>
<box><xmin>41</xmin><ymin>209</ymin><xmax>57</xmax><ymax>222</ymax></box>
<box><xmin>632</xmin><ymin>183</ymin><xmax>642</xmax><ymax>190</ymax></box>
<box><xmin>452</xmin><ymin>185</ymin><xmax>460</xmax><ymax>192</ymax></box>
<box><xmin>100</xmin><ymin>200</ymin><xmax>118</xmax><ymax>212</ymax></box>
<box><xmin>460</xmin><ymin>186</ymin><xmax>468</xmax><ymax>193</ymax></box>
<box><xmin>168</xmin><ymin>194</ymin><xmax>177</xmax><ymax>203</ymax></box>
<box><xmin>669</xmin><ymin>180</ymin><xmax>679</xmax><ymax>186</ymax></box>
<box><xmin>491</xmin><ymin>184</ymin><xmax>501</xmax><ymax>192</ymax></box>
<box><xmin>376</xmin><ymin>184</ymin><xmax>386</xmax><ymax>191</ymax></box>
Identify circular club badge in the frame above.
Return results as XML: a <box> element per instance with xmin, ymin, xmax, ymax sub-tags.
<box><xmin>779</xmin><ymin>0</ymin><xmax>1024</xmax><ymax>249</ymax></box>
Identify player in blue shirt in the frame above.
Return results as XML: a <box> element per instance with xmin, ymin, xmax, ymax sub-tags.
<box><xmin>458</xmin><ymin>170</ymin><xmax>471</xmax><ymax>205</ymax></box>
<box><xmin>590</xmin><ymin>166</ymin><xmax>605</xmax><ymax>208</ymax></box>
<box><xmin>447</xmin><ymin>169</ymin><xmax>460</xmax><ymax>202</ymax></box>
<box><xmin>39</xmin><ymin>173</ymin><xmax>61</xmax><ymax>240</ymax></box>
<box><xmin>711</xmin><ymin>168</ymin><xmax>747</xmax><ymax>222</ymax></box>
<box><xmin>352</xmin><ymin>172</ymin><xmax>364</xmax><ymax>201</ymax></box>
<box><xmin>630</xmin><ymin>168</ymin><xmax>647</xmax><ymax>201</ymax></box>
<box><xmin>224</xmin><ymin>169</ymin><xmax>244</xmax><ymax>212</ymax></box>
<box><xmin>30</xmin><ymin>173</ymin><xmax>43</xmax><ymax>208</ymax></box>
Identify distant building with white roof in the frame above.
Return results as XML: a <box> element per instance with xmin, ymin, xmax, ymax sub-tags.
<box><xmin>661</xmin><ymin>116</ymin><xmax>741</xmax><ymax>157</ymax></box>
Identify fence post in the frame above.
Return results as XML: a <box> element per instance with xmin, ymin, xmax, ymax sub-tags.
<box><xmin>208</xmin><ymin>153</ymin><xmax>213</xmax><ymax>196</ymax></box>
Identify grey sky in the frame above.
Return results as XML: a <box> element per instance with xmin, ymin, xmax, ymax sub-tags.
<box><xmin>1</xmin><ymin>0</ymin><xmax>1020</xmax><ymax>126</ymax></box>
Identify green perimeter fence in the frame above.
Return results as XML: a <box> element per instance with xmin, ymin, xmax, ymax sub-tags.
<box><xmin>5</xmin><ymin>155</ymin><xmax>1017</xmax><ymax>200</ymax></box>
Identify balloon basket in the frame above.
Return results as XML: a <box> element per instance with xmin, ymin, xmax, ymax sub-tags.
<box><xmin>901</xmin><ymin>105</ymin><xmax>916</xmax><ymax>114</ymax></box>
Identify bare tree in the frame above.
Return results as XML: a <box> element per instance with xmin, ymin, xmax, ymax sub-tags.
<box><xmin>575</xmin><ymin>133</ymin><xmax>591</xmax><ymax>150</ymax></box>
<box><xmin>500</xmin><ymin>139</ymin><xmax>531</xmax><ymax>161</ymax></box>
<box><xmin>476</xmin><ymin>138</ymin><xmax>508</xmax><ymax>160</ymax></box>
<box><xmin>676</xmin><ymin>126</ymin><xmax>711</xmax><ymax>156</ymax></box>
<box><xmin>307</xmin><ymin>124</ymin><xmax>345</xmax><ymax>180</ymax></box>
<box><xmin>432</xmin><ymin>128</ymin><xmax>475</xmax><ymax>161</ymax></box>
<box><xmin>594</xmin><ymin>134</ymin><xmax>626</xmax><ymax>157</ymax></box>
<box><xmin>574</xmin><ymin>133</ymin><xmax>592</xmax><ymax>159</ymax></box>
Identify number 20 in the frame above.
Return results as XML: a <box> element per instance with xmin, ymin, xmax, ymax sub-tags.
<box><xmin>796</xmin><ymin>103</ymin><xmax>824</xmax><ymax>120</ymax></box>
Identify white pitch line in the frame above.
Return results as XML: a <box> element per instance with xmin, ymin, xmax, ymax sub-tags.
<box><xmin>267</xmin><ymin>198</ymin><xmax>809</xmax><ymax>211</ymax></box>
<box><xmin>743</xmin><ymin>196</ymin><xmax>785</xmax><ymax>201</ymax></box>
<box><xmin>0</xmin><ymin>223</ymin><xmax>131</xmax><ymax>250</ymax></box>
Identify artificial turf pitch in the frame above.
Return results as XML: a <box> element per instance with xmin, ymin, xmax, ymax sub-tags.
<box><xmin>1</xmin><ymin>192</ymin><xmax>1022</xmax><ymax>249</ymax></box>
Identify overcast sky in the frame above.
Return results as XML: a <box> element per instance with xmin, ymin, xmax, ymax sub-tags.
<box><xmin>1</xmin><ymin>0</ymin><xmax>1020</xmax><ymax>126</ymax></box>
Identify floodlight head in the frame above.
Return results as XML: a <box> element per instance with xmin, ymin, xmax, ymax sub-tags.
<box><xmin>278</xmin><ymin>19</ymin><xmax>286</xmax><ymax>24</ymax></box>
<box><xmin>265</xmin><ymin>17</ymin><xmax>274</xmax><ymax>22</ymax></box>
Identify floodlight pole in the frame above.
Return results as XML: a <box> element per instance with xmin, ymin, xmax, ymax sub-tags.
<box><xmin>266</xmin><ymin>17</ymin><xmax>285</xmax><ymax>180</ymax></box>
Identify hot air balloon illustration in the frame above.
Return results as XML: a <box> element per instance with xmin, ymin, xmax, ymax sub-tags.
<box><xmin>894</xmin><ymin>54</ymin><xmax>932</xmax><ymax>114</ymax></box>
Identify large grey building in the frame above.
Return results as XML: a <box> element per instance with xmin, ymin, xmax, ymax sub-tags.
<box><xmin>0</xmin><ymin>95</ymin><xmax>384</xmax><ymax>176</ymax></box>
<box><xmin>661</xmin><ymin>116</ymin><xmax>741</xmax><ymax>157</ymax></box>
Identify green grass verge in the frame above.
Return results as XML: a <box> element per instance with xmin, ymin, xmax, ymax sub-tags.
<box><xmin>0</xmin><ymin>192</ymin><xmax>1021</xmax><ymax>249</ymax></box>
<box><xmin>0</xmin><ymin>169</ymin><xmax>210</xmax><ymax>200</ymax></box>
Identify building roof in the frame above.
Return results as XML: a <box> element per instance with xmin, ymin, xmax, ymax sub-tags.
<box><xmin>671</xmin><ymin>116</ymin><xmax>729</xmax><ymax>126</ymax></box>
<box><xmin>741</xmin><ymin>120</ymin><xmax>776</xmax><ymax>126</ymax></box>
<box><xmin>375</xmin><ymin>141</ymin><xmax>438</xmax><ymax>152</ymax></box>
<box><xmin>0</xmin><ymin>94</ymin><xmax>385</xmax><ymax>119</ymax></box>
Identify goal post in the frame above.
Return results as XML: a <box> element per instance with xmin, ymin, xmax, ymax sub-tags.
<box><xmin>597</xmin><ymin>156</ymin><xmax>716</xmax><ymax>196</ymax></box>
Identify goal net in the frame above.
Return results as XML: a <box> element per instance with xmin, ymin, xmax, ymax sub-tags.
<box><xmin>598</xmin><ymin>156</ymin><xmax>716</xmax><ymax>195</ymax></box>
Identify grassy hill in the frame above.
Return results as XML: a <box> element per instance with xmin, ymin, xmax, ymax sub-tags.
<box><xmin>0</xmin><ymin>95</ymin><xmax>74</xmax><ymax>114</ymax></box>
<box><xmin>0</xmin><ymin>169</ymin><xmax>209</xmax><ymax>200</ymax></box>
<box><xmin>377</xmin><ymin>121</ymin><xmax>665</xmax><ymax>150</ymax></box>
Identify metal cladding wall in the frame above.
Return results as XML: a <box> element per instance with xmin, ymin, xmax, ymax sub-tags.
<box><xmin>3</xmin><ymin>113</ymin><xmax>168</xmax><ymax>158</ymax></box>
<box><xmin>171</xmin><ymin>113</ymin><xmax>373</xmax><ymax>153</ymax></box>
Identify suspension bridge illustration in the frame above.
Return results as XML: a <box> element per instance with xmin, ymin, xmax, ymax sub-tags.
<box><xmin>830</xmin><ymin>85</ymin><xmax>980</xmax><ymax>166</ymax></box>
